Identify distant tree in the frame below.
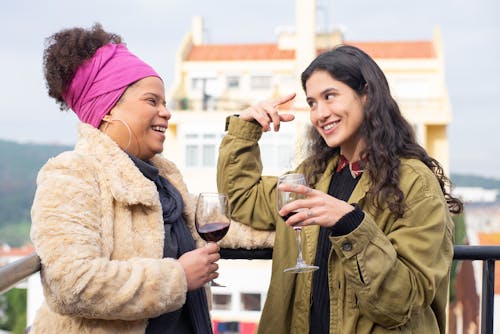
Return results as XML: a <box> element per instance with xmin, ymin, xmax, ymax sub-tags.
<box><xmin>449</xmin><ymin>212</ymin><xmax>466</xmax><ymax>303</ymax></box>
<box><xmin>0</xmin><ymin>222</ymin><xmax>31</xmax><ymax>247</ymax></box>
<box><xmin>0</xmin><ymin>139</ymin><xmax>71</xmax><ymax>246</ymax></box>
<box><xmin>450</xmin><ymin>173</ymin><xmax>500</xmax><ymax>190</ymax></box>
<box><xmin>0</xmin><ymin>288</ymin><xmax>27</xmax><ymax>334</ymax></box>
<box><xmin>0</xmin><ymin>293</ymin><xmax>7</xmax><ymax>325</ymax></box>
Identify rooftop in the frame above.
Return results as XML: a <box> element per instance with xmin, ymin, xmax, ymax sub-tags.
<box><xmin>186</xmin><ymin>40</ymin><xmax>436</xmax><ymax>61</ymax></box>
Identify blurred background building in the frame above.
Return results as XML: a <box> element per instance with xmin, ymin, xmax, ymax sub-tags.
<box><xmin>164</xmin><ymin>0</ymin><xmax>452</xmax><ymax>196</ymax></box>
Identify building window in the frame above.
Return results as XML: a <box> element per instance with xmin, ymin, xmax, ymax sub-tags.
<box><xmin>213</xmin><ymin>293</ymin><xmax>232</xmax><ymax>310</ymax></box>
<box><xmin>227</xmin><ymin>76</ymin><xmax>240</xmax><ymax>89</ymax></box>
<box><xmin>183</xmin><ymin>129</ymin><xmax>224</xmax><ymax>168</ymax></box>
<box><xmin>250</xmin><ymin>75</ymin><xmax>272</xmax><ymax>90</ymax></box>
<box><xmin>191</xmin><ymin>77</ymin><xmax>218</xmax><ymax>92</ymax></box>
<box><xmin>260</xmin><ymin>130</ymin><xmax>295</xmax><ymax>173</ymax></box>
<box><xmin>185</xmin><ymin>144</ymin><xmax>200</xmax><ymax>167</ymax></box>
<box><xmin>191</xmin><ymin>78</ymin><xmax>202</xmax><ymax>90</ymax></box>
<box><xmin>240</xmin><ymin>293</ymin><xmax>261</xmax><ymax>311</ymax></box>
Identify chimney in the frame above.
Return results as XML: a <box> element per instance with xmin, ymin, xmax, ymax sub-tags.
<box><xmin>294</xmin><ymin>0</ymin><xmax>316</xmax><ymax>108</ymax></box>
<box><xmin>192</xmin><ymin>16</ymin><xmax>204</xmax><ymax>46</ymax></box>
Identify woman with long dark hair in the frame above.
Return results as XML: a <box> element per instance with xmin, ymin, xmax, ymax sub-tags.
<box><xmin>217</xmin><ymin>45</ymin><xmax>462</xmax><ymax>333</ymax></box>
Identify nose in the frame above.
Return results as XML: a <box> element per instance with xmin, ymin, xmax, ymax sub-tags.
<box><xmin>316</xmin><ymin>101</ymin><xmax>330</xmax><ymax>119</ymax></box>
<box><xmin>159</xmin><ymin>104</ymin><xmax>172</xmax><ymax>120</ymax></box>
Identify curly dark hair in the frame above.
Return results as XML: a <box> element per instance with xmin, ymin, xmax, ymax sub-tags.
<box><xmin>43</xmin><ymin>23</ymin><xmax>122</xmax><ymax>110</ymax></box>
<box><xmin>300</xmin><ymin>45</ymin><xmax>463</xmax><ymax>217</ymax></box>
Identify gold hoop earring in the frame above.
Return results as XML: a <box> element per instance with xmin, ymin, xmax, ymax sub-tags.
<box><xmin>103</xmin><ymin>118</ymin><xmax>132</xmax><ymax>151</ymax></box>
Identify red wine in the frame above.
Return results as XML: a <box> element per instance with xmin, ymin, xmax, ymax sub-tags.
<box><xmin>197</xmin><ymin>222</ymin><xmax>230</xmax><ymax>242</ymax></box>
<box><xmin>280</xmin><ymin>211</ymin><xmax>300</xmax><ymax>221</ymax></box>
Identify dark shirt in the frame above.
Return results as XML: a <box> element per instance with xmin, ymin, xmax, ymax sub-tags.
<box><xmin>128</xmin><ymin>155</ymin><xmax>195</xmax><ymax>334</ymax></box>
<box><xmin>309</xmin><ymin>166</ymin><xmax>364</xmax><ymax>334</ymax></box>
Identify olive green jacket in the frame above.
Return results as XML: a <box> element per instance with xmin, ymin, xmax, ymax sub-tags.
<box><xmin>217</xmin><ymin>117</ymin><xmax>454</xmax><ymax>334</ymax></box>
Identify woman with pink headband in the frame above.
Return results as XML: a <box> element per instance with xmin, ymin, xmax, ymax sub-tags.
<box><xmin>29</xmin><ymin>23</ymin><xmax>272</xmax><ymax>334</ymax></box>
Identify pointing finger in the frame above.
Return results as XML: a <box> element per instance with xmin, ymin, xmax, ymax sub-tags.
<box><xmin>273</xmin><ymin>92</ymin><xmax>296</xmax><ymax>108</ymax></box>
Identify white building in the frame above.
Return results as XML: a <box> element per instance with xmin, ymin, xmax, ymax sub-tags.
<box><xmin>454</xmin><ymin>186</ymin><xmax>499</xmax><ymax>203</ymax></box>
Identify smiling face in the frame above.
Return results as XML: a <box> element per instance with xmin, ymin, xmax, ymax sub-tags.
<box><xmin>305</xmin><ymin>70</ymin><xmax>367</xmax><ymax>161</ymax></box>
<box><xmin>99</xmin><ymin>76</ymin><xmax>170</xmax><ymax>160</ymax></box>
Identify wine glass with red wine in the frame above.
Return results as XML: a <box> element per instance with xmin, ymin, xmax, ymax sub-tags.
<box><xmin>277</xmin><ymin>173</ymin><xmax>319</xmax><ymax>273</ymax></box>
<box><xmin>195</xmin><ymin>192</ymin><xmax>231</xmax><ymax>286</ymax></box>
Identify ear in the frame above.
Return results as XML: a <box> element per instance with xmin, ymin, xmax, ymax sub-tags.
<box><xmin>361</xmin><ymin>84</ymin><xmax>368</xmax><ymax>106</ymax></box>
<box><xmin>102</xmin><ymin>114</ymin><xmax>112</xmax><ymax>122</ymax></box>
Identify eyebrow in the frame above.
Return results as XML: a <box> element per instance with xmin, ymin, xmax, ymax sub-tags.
<box><xmin>306</xmin><ymin>87</ymin><xmax>338</xmax><ymax>100</ymax></box>
<box><xmin>144</xmin><ymin>92</ymin><xmax>167</xmax><ymax>106</ymax></box>
<box><xmin>320</xmin><ymin>87</ymin><xmax>338</xmax><ymax>95</ymax></box>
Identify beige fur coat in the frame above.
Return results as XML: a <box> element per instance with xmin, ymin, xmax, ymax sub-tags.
<box><xmin>30</xmin><ymin>123</ymin><xmax>274</xmax><ymax>333</ymax></box>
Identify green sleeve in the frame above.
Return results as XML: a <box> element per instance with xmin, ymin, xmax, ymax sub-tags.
<box><xmin>217</xmin><ymin>116</ymin><xmax>279</xmax><ymax>231</ymax></box>
<box><xmin>329</xmin><ymin>166</ymin><xmax>454</xmax><ymax>328</ymax></box>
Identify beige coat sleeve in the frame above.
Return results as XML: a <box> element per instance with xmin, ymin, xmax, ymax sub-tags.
<box><xmin>30</xmin><ymin>152</ymin><xmax>187</xmax><ymax>321</ymax></box>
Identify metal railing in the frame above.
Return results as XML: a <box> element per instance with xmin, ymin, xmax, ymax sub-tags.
<box><xmin>1</xmin><ymin>246</ymin><xmax>499</xmax><ymax>334</ymax></box>
<box><xmin>453</xmin><ymin>246</ymin><xmax>499</xmax><ymax>334</ymax></box>
<box><xmin>0</xmin><ymin>252</ymin><xmax>41</xmax><ymax>295</ymax></box>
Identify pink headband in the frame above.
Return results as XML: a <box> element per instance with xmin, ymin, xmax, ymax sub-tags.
<box><xmin>63</xmin><ymin>43</ymin><xmax>161</xmax><ymax>128</ymax></box>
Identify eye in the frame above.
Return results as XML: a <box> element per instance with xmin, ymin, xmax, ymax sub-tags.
<box><xmin>307</xmin><ymin>99</ymin><xmax>317</xmax><ymax>109</ymax></box>
<box><xmin>325</xmin><ymin>93</ymin><xmax>335</xmax><ymax>101</ymax></box>
<box><xmin>147</xmin><ymin>97</ymin><xmax>157</xmax><ymax>106</ymax></box>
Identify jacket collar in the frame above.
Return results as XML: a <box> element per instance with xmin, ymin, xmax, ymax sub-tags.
<box><xmin>315</xmin><ymin>154</ymin><xmax>370</xmax><ymax>205</ymax></box>
<box><xmin>74</xmin><ymin>123</ymin><xmax>160</xmax><ymax>207</ymax></box>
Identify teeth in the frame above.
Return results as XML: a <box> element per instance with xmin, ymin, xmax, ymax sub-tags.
<box><xmin>152</xmin><ymin>126</ymin><xmax>166</xmax><ymax>133</ymax></box>
<box><xmin>324</xmin><ymin>123</ymin><xmax>335</xmax><ymax>130</ymax></box>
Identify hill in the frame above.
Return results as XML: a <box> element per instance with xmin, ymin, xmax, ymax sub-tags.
<box><xmin>0</xmin><ymin>139</ymin><xmax>71</xmax><ymax>246</ymax></box>
<box><xmin>0</xmin><ymin>139</ymin><xmax>499</xmax><ymax>246</ymax></box>
<box><xmin>450</xmin><ymin>173</ymin><xmax>500</xmax><ymax>190</ymax></box>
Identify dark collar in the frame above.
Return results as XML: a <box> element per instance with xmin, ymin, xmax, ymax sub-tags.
<box><xmin>127</xmin><ymin>153</ymin><xmax>159</xmax><ymax>182</ymax></box>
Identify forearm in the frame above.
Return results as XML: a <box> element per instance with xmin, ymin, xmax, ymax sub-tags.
<box><xmin>217</xmin><ymin>117</ymin><xmax>278</xmax><ymax>230</ymax></box>
<box><xmin>40</xmin><ymin>255</ymin><xmax>186</xmax><ymax>320</ymax></box>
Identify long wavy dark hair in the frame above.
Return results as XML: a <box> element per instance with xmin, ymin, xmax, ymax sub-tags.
<box><xmin>300</xmin><ymin>45</ymin><xmax>462</xmax><ymax>217</ymax></box>
<box><xmin>43</xmin><ymin>23</ymin><xmax>122</xmax><ymax>110</ymax></box>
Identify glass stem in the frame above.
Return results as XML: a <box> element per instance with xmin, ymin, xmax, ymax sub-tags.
<box><xmin>294</xmin><ymin>227</ymin><xmax>305</xmax><ymax>266</ymax></box>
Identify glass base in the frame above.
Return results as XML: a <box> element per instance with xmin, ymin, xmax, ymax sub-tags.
<box><xmin>284</xmin><ymin>264</ymin><xmax>319</xmax><ymax>274</ymax></box>
<box><xmin>210</xmin><ymin>280</ymin><xmax>226</xmax><ymax>287</ymax></box>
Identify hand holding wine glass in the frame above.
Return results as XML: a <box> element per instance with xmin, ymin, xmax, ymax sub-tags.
<box><xmin>277</xmin><ymin>173</ymin><xmax>319</xmax><ymax>273</ymax></box>
<box><xmin>195</xmin><ymin>192</ymin><xmax>231</xmax><ymax>286</ymax></box>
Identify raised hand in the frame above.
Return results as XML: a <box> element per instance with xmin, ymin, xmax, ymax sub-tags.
<box><xmin>239</xmin><ymin>93</ymin><xmax>296</xmax><ymax>131</ymax></box>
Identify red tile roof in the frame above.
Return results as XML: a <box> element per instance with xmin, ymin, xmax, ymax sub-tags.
<box><xmin>187</xmin><ymin>43</ymin><xmax>294</xmax><ymax>61</ymax></box>
<box><xmin>0</xmin><ymin>245</ymin><xmax>35</xmax><ymax>257</ymax></box>
<box><xmin>477</xmin><ymin>232</ymin><xmax>500</xmax><ymax>294</ymax></box>
<box><xmin>186</xmin><ymin>41</ymin><xmax>435</xmax><ymax>61</ymax></box>
<box><xmin>346</xmin><ymin>41</ymin><xmax>436</xmax><ymax>59</ymax></box>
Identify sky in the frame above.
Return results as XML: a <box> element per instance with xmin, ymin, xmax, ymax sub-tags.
<box><xmin>0</xmin><ymin>0</ymin><xmax>499</xmax><ymax>178</ymax></box>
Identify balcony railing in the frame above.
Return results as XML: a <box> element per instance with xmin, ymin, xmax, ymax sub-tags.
<box><xmin>1</xmin><ymin>246</ymin><xmax>499</xmax><ymax>334</ymax></box>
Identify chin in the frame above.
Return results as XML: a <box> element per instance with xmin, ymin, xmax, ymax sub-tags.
<box><xmin>324</xmin><ymin>139</ymin><xmax>340</xmax><ymax>148</ymax></box>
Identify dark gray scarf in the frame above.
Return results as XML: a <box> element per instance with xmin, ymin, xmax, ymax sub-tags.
<box><xmin>128</xmin><ymin>154</ymin><xmax>212</xmax><ymax>334</ymax></box>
